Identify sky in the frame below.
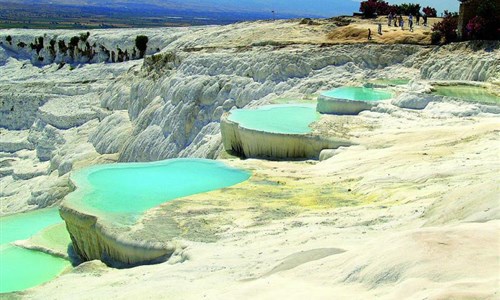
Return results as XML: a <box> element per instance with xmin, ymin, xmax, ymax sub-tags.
<box><xmin>9</xmin><ymin>0</ymin><xmax>461</xmax><ymax>17</ymax></box>
<box><xmin>170</xmin><ymin>0</ymin><xmax>460</xmax><ymax>17</ymax></box>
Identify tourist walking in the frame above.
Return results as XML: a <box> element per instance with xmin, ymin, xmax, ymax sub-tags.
<box><xmin>416</xmin><ymin>13</ymin><xmax>420</xmax><ymax>25</ymax></box>
<box><xmin>378</xmin><ymin>23</ymin><xmax>382</xmax><ymax>35</ymax></box>
<box><xmin>399</xmin><ymin>15</ymin><xmax>404</xmax><ymax>30</ymax></box>
<box><xmin>388</xmin><ymin>12</ymin><xmax>393</xmax><ymax>26</ymax></box>
<box><xmin>368</xmin><ymin>28</ymin><xmax>372</xmax><ymax>40</ymax></box>
<box><xmin>409</xmin><ymin>13</ymin><xmax>414</xmax><ymax>32</ymax></box>
<box><xmin>423</xmin><ymin>14</ymin><xmax>428</xmax><ymax>27</ymax></box>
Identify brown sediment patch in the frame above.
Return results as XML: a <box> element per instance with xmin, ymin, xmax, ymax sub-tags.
<box><xmin>326</xmin><ymin>17</ymin><xmax>443</xmax><ymax>45</ymax></box>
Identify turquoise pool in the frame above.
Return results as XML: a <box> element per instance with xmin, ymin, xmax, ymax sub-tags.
<box><xmin>1</xmin><ymin>245</ymin><xmax>70</xmax><ymax>293</ymax></box>
<box><xmin>432</xmin><ymin>85</ymin><xmax>499</xmax><ymax>105</ymax></box>
<box><xmin>0</xmin><ymin>208</ymin><xmax>63</xmax><ymax>244</ymax></box>
<box><xmin>227</xmin><ymin>104</ymin><xmax>319</xmax><ymax>134</ymax></box>
<box><xmin>67</xmin><ymin>159</ymin><xmax>250</xmax><ymax>221</ymax></box>
<box><xmin>0</xmin><ymin>208</ymin><xmax>70</xmax><ymax>293</ymax></box>
<box><xmin>321</xmin><ymin>87</ymin><xmax>392</xmax><ymax>101</ymax></box>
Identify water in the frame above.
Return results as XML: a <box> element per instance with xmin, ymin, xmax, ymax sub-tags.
<box><xmin>321</xmin><ymin>87</ymin><xmax>392</xmax><ymax>101</ymax></box>
<box><xmin>0</xmin><ymin>208</ymin><xmax>70</xmax><ymax>293</ymax></box>
<box><xmin>0</xmin><ymin>208</ymin><xmax>62</xmax><ymax>244</ymax></box>
<box><xmin>227</xmin><ymin>104</ymin><xmax>319</xmax><ymax>134</ymax></box>
<box><xmin>0</xmin><ymin>245</ymin><xmax>70</xmax><ymax>293</ymax></box>
<box><xmin>68</xmin><ymin>159</ymin><xmax>250</xmax><ymax>220</ymax></box>
<box><xmin>432</xmin><ymin>85</ymin><xmax>499</xmax><ymax>105</ymax></box>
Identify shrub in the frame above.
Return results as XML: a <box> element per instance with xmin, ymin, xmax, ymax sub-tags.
<box><xmin>466</xmin><ymin>0</ymin><xmax>500</xmax><ymax>40</ymax></box>
<box><xmin>395</xmin><ymin>3</ymin><xmax>421</xmax><ymax>15</ymax></box>
<box><xmin>6</xmin><ymin>35</ymin><xmax>12</xmax><ymax>44</ymax></box>
<box><xmin>423</xmin><ymin>6</ymin><xmax>437</xmax><ymax>17</ymax></box>
<box><xmin>29</xmin><ymin>37</ymin><xmax>44</xmax><ymax>54</ymax></box>
<box><xmin>431</xmin><ymin>31</ymin><xmax>442</xmax><ymax>44</ymax></box>
<box><xmin>466</xmin><ymin>16</ymin><xmax>487</xmax><ymax>39</ymax></box>
<box><xmin>69</xmin><ymin>36</ymin><xmax>80</xmax><ymax>48</ymax></box>
<box><xmin>432</xmin><ymin>13</ymin><xmax>458</xmax><ymax>44</ymax></box>
<box><xmin>79</xmin><ymin>32</ymin><xmax>90</xmax><ymax>42</ymax></box>
<box><xmin>376</xmin><ymin>1</ymin><xmax>391</xmax><ymax>15</ymax></box>
<box><xmin>17</xmin><ymin>41</ymin><xmax>26</xmax><ymax>48</ymax></box>
<box><xmin>48</xmin><ymin>39</ymin><xmax>57</xmax><ymax>56</ymax></box>
<box><xmin>135</xmin><ymin>35</ymin><xmax>149</xmax><ymax>58</ymax></box>
<box><xmin>58</xmin><ymin>39</ymin><xmax>68</xmax><ymax>53</ymax></box>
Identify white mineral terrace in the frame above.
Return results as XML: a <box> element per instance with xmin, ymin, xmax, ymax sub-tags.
<box><xmin>0</xmin><ymin>19</ymin><xmax>498</xmax><ymax>299</ymax></box>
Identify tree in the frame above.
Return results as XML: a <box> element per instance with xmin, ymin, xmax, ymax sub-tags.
<box><xmin>58</xmin><ymin>39</ymin><xmax>68</xmax><ymax>53</ymax></box>
<box><xmin>79</xmin><ymin>32</ymin><xmax>90</xmax><ymax>42</ymax></box>
<box><xmin>69</xmin><ymin>36</ymin><xmax>80</xmax><ymax>48</ymax></box>
<box><xmin>135</xmin><ymin>35</ymin><xmax>149</xmax><ymax>58</ymax></box>
<box><xmin>359</xmin><ymin>0</ymin><xmax>392</xmax><ymax>18</ymax></box>
<box><xmin>400</xmin><ymin>3</ymin><xmax>421</xmax><ymax>15</ymax></box>
<box><xmin>466</xmin><ymin>16</ymin><xmax>487</xmax><ymax>39</ymax></box>
<box><xmin>423</xmin><ymin>6</ymin><xmax>437</xmax><ymax>17</ymax></box>
<box><xmin>466</xmin><ymin>0</ymin><xmax>500</xmax><ymax>40</ymax></box>
<box><xmin>432</xmin><ymin>12</ymin><xmax>458</xmax><ymax>44</ymax></box>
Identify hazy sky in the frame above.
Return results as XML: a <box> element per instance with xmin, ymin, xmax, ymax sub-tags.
<box><xmin>16</xmin><ymin>0</ymin><xmax>460</xmax><ymax>17</ymax></box>
<box><xmin>281</xmin><ymin>0</ymin><xmax>460</xmax><ymax>16</ymax></box>
<box><xmin>173</xmin><ymin>0</ymin><xmax>460</xmax><ymax>16</ymax></box>
<box><xmin>366</xmin><ymin>0</ymin><xmax>460</xmax><ymax>14</ymax></box>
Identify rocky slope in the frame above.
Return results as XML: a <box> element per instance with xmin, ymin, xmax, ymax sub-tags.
<box><xmin>1</xmin><ymin>18</ymin><xmax>499</xmax><ymax>299</ymax></box>
<box><xmin>1</xmin><ymin>20</ymin><xmax>499</xmax><ymax>216</ymax></box>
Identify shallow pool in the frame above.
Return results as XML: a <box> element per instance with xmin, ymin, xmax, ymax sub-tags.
<box><xmin>0</xmin><ymin>208</ymin><xmax>70</xmax><ymax>293</ymax></box>
<box><xmin>321</xmin><ymin>87</ymin><xmax>392</xmax><ymax>101</ymax></box>
<box><xmin>227</xmin><ymin>104</ymin><xmax>319</xmax><ymax>134</ymax></box>
<box><xmin>0</xmin><ymin>208</ymin><xmax>63</xmax><ymax>244</ymax></box>
<box><xmin>432</xmin><ymin>85</ymin><xmax>499</xmax><ymax>105</ymax></box>
<box><xmin>67</xmin><ymin>159</ymin><xmax>250</xmax><ymax>221</ymax></box>
<box><xmin>0</xmin><ymin>245</ymin><xmax>70</xmax><ymax>293</ymax></box>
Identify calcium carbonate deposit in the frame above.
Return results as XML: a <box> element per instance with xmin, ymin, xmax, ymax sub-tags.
<box><xmin>0</xmin><ymin>19</ymin><xmax>499</xmax><ymax>299</ymax></box>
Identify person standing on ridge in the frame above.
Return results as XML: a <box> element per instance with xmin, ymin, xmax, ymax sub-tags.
<box><xmin>378</xmin><ymin>23</ymin><xmax>382</xmax><ymax>35</ymax></box>
<box><xmin>368</xmin><ymin>28</ymin><xmax>372</xmax><ymax>40</ymax></box>
<box><xmin>409</xmin><ymin>13</ymin><xmax>414</xmax><ymax>32</ymax></box>
<box><xmin>388</xmin><ymin>12</ymin><xmax>393</xmax><ymax>26</ymax></box>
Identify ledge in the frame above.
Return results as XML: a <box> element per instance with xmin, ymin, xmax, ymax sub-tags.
<box><xmin>58</xmin><ymin>159</ymin><xmax>248</xmax><ymax>267</ymax></box>
<box><xmin>317</xmin><ymin>94</ymin><xmax>381</xmax><ymax>115</ymax></box>
<box><xmin>221</xmin><ymin>113</ymin><xmax>353</xmax><ymax>159</ymax></box>
<box><xmin>59</xmin><ymin>203</ymin><xmax>177</xmax><ymax>267</ymax></box>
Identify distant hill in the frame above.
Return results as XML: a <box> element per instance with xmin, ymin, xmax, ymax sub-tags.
<box><xmin>1</xmin><ymin>0</ymin><xmax>358</xmax><ymax>17</ymax></box>
<box><xmin>0</xmin><ymin>0</ymin><xmax>358</xmax><ymax>29</ymax></box>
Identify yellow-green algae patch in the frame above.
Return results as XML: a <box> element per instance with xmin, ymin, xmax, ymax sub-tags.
<box><xmin>19</xmin><ymin>224</ymin><xmax>72</xmax><ymax>258</ymax></box>
<box><xmin>132</xmin><ymin>160</ymin><xmax>381</xmax><ymax>243</ymax></box>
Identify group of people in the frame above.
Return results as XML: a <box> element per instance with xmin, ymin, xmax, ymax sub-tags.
<box><xmin>388</xmin><ymin>12</ymin><xmax>428</xmax><ymax>30</ymax></box>
<box><xmin>369</xmin><ymin>12</ymin><xmax>429</xmax><ymax>40</ymax></box>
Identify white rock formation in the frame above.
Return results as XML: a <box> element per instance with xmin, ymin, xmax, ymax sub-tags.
<box><xmin>0</xmin><ymin>20</ymin><xmax>498</xmax><ymax>298</ymax></box>
<box><xmin>417</xmin><ymin>42</ymin><xmax>500</xmax><ymax>82</ymax></box>
<box><xmin>221</xmin><ymin>113</ymin><xmax>353</xmax><ymax>159</ymax></box>
<box><xmin>0</xmin><ymin>22</ymin><xmax>498</xmax><ymax>217</ymax></box>
<box><xmin>391</xmin><ymin>92</ymin><xmax>439</xmax><ymax>110</ymax></box>
<box><xmin>317</xmin><ymin>95</ymin><xmax>382</xmax><ymax>115</ymax></box>
<box><xmin>0</xmin><ymin>27</ymin><xmax>193</xmax><ymax>65</ymax></box>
